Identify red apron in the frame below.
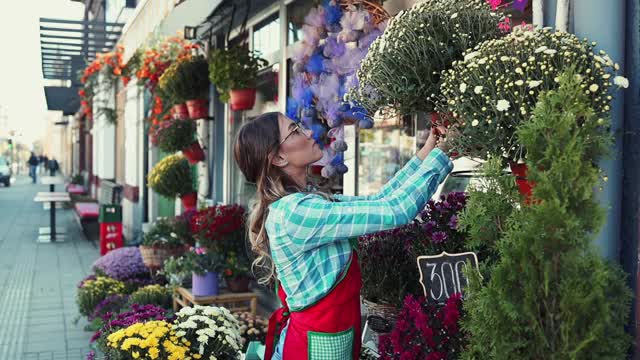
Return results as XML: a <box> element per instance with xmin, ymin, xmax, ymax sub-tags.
<box><xmin>265</xmin><ymin>252</ymin><xmax>363</xmax><ymax>360</ymax></box>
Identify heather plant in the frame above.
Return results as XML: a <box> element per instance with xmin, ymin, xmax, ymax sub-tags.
<box><xmin>359</xmin><ymin>193</ymin><xmax>469</xmax><ymax>307</ymax></box>
<box><xmin>462</xmin><ymin>71</ymin><xmax>631</xmax><ymax>359</ymax></box>
<box><xmin>92</xmin><ymin>246</ymin><xmax>148</xmax><ymax>281</ymax></box>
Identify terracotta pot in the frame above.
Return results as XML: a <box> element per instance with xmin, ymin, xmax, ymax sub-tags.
<box><xmin>180</xmin><ymin>192</ymin><xmax>198</xmax><ymax>210</ymax></box>
<box><xmin>227</xmin><ymin>276</ymin><xmax>251</xmax><ymax>293</ymax></box>
<box><xmin>229</xmin><ymin>89</ymin><xmax>257</xmax><ymax>111</ymax></box>
<box><xmin>509</xmin><ymin>162</ymin><xmax>535</xmax><ymax>201</ymax></box>
<box><xmin>182</xmin><ymin>141</ymin><xmax>205</xmax><ymax>164</ymax></box>
<box><xmin>186</xmin><ymin>98</ymin><xmax>209</xmax><ymax>119</ymax></box>
<box><xmin>172</xmin><ymin>104</ymin><xmax>189</xmax><ymax>120</ymax></box>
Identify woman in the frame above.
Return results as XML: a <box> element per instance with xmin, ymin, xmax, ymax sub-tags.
<box><xmin>234</xmin><ymin>112</ymin><xmax>453</xmax><ymax>360</ymax></box>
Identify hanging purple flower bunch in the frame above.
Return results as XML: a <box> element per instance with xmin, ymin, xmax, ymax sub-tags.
<box><xmin>287</xmin><ymin>0</ymin><xmax>386</xmax><ymax>178</ymax></box>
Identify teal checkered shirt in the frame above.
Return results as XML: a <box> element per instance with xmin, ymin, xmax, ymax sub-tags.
<box><xmin>265</xmin><ymin>148</ymin><xmax>453</xmax><ymax>310</ymax></box>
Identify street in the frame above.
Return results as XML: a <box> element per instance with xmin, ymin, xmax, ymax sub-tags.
<box><xmin>0</xmin><ymin>175</ymin><xmax>97</xmax><ymax>359</ymax></box>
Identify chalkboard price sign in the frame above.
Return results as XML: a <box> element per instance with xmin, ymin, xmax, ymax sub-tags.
<box><xmin>417</xmin><ymin>251</ymin><xmax>481</xmax><ymax>304</ymax></box>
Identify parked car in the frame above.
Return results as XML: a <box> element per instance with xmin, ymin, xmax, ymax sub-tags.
<box><xmin>0</xmin><ymin>156</ymin><xmax>11</xmax><ymax>187</ymax></box>
<box><xmin>432</xmin><ymin>156</ymin><xmax>512</xmax><ymax>200</ymax></box>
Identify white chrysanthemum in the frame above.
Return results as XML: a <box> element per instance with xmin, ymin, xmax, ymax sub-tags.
<box><xmin>534</xmin><ymin>45</ymin><xmax>548</xmax><ymax>53</ymax></box>
<box><xmin>180</xmin><ymin>320</ymin><xmax>198</xmax><ymax>329</ymax></box>
<box><xmin>179</xmin><ymin>307</ymin><xmax>196</xmax><ymax>316</ymax></box>
<box><xmin>451</xmin><ymin>12</ymin><xmax>458</xmax><ymax>19</ymax></box>
<box><xmin>515</xmin><ymin>68</ymin><xmax>523</xmax><ymax>75</ymax></box>
<box><xmin>543</xmin><ymin>49</ymin><xmax>557</xmax><ymax>55</ymax></box>
<box><xmin>474</xmin><ymin>86</ymin><xmax>483</xmax><ymax>94</ymax></box>
<box><xmin>464</xmin><ymin>51</ymin><xmax>479</xmax><ymax>61</ymax></box>
<box><xmin>459</xmin><ymin>83</ymin><xmax>467</xmax><ymax>93</ymax></box>
<box><xmin>614</xmin><ymin>76</ymin><xmax>629</xmax><ymax>88</ymax></box>
<box><xmin>515</xmin><ymin>80</ymin><xmax>524</xmax><ymax>86</ymax></box>
<box><xmin>589</xmin><ymin>84</ymin><xmax>599</xmax><ymax>92</ymax></box>
<box><xmin>471</xmin><ymin>120</ymin><xmax>479</xmax><ymax>127</ymax></box>
<box><xmin>496</xmin><ymin>99</ymin><xmax>510</xmax><ymax>112</ymax></box>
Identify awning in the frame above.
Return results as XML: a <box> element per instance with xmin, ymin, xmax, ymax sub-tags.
<box><xmin>44</xmin><ymin>86</ymin><xmax>81</xmax><ymax>115</ymax></box>
<box><xmin>39</xmin><ymin>17</ymin><xmax>124</xmax><ymax>82</ymax></box>
<box><xmin>158</xmin><ymin>0</ymin><xmax>224</xmax><ymax>37</ymax></box>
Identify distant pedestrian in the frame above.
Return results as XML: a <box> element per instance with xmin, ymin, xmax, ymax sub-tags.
<box><xmin>48</xmin><ymin>158</ymin><xmax>59</xmax><ymax>176</ymax></box>
<box><xmin>42</xmin><ymin>155</ymin><xmax>49</xmax><ymax>174</ymax></box>
<box><xmin>27</xmin><ymin>152</ymin><xmax>39</xmax><ymax>183</ymax></box>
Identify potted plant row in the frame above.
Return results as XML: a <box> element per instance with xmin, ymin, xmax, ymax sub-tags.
<box><xmin>154</xmin><ymin>118</ymin><xmax>205</xmax><ymax>164</ymax></box>
<box><xmin>147</xmin><ymin>154</ymin><xmax>197</xmax><ymax>210</ymax></box>
<box><xmin>139</xmin><ymin>216</ymin><xmax>193</xmax><ymax>270</ymax></box>
<box><xmin>209</xmin><ymin>45</ymin><xmax>268</xmax><ymax>111</ymax></box>
<box><xmin>159</xmin><ymin>55</ymin><xmax>210</xmax><ymax>120</ymax></box>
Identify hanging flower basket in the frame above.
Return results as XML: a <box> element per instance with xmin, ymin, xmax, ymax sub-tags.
<box><xmin>181</xmin><ymin>192</ymin><xmax>198</xmax><ymax>210</ymax></box>
<box><xmin>182</xmin><ymin>141</ymin><xmax>205</xmax><ymax>164</ymax></box>
<box><xmin>509</xmin><ymin>162</ymin><xmax>535</xmax><ymax>201</ymax></box>
<box><xmin>186</xmin><ymin>98</ymin><xmax>209</xmax><ymax>119</ymax></box>
<box><xmin>229</xmin><ymin>89</ymin><xmax>257</xmax><ymax>111</ymax></box>
<box><xmin>139</xmin><ymin>244</ymin><xmax>188</xmax><ymax>269</ymax></box>
<box><xmin>172</xmin><ymin>103</ymin><xmax>189</xmax><ymax>120</ymax></box>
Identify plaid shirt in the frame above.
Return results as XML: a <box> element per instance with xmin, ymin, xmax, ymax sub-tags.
<box><xmin>265</xmin><ymin>148</ymin><xmax>453</xmax><ymax>310</ymax></box>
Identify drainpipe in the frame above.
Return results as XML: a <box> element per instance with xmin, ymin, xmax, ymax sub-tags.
<box><xmin>573</xmin><ymin>0</ymin><xmax>626</xmax><ymax>261</ymax></box>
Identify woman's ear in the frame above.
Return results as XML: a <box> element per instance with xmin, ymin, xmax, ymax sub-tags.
<box><xmin>271</xmin><ymin>153</ymin><xmax>288</xmax><ymax>168</ymax></box>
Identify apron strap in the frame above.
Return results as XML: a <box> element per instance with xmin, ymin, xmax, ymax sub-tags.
<box><xmin>264</xmin><ymin>283</ymin><xmax>290</xmax><ymax>360</ymax></box>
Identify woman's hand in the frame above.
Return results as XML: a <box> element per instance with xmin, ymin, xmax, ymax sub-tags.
<box><xmin>417</xmin><ymin>126</ymin><xmax>446</xmax><ymax>160</ymax></box>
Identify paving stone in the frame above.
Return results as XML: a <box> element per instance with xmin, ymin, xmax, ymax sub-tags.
<box><xmin>0</xmin><ymin>176</ymin><xmax>99</xmax><ymax>359</ymax></box>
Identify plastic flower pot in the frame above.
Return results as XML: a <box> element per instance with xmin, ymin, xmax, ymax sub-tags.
<box><xmin>172</xmin><ymin>103</ymin><xmax>189</xmax><ymax>120</ymax></box>
<box><xmin>192</xmin><ymin>271</ymin><xmax>219</xmax><ymax>297</ymax></box>
<box><xmin>182</xmin><ymin>141</ymin><xmax>205</xmax><ymax>164</ymax></box>
<box><xmin>180</xmin><ymin>192</ymin><xmax>198</xmax><ymax>210</ymax></box>
<box><xmin>186</xmin><ymin>98</ymin><xmax>209</xmax><ymax>119</ymax></box>
<box><xmin>229</xmin><ymin>89</ymin><xmax>257</xmax><ymax>111</ymax></box>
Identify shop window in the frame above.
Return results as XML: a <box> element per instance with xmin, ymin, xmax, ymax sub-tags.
<box><xmin>287</xmin><ymin>0</ymin><xmax>316</xmax><ymax>45</ymax></box>
<box><xmin>358</xmin><ymin>114</ymin><xmax>416</xmax><ymax>196</ymax></box>
<box><xmin>253</xmin><ymin>14</ymin><xmax>281</xmax><ymax>64</ymax></box>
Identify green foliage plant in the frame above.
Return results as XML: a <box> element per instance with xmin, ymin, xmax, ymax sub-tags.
<box><xmin>461</xmin><ymin>70</ymin><xmax>631</xmax><ymax>360</ymax></box>
<box><xmin>208</xmin><ymin>45</ymin><xmax>268</xmax><ymax>103</ymax></box>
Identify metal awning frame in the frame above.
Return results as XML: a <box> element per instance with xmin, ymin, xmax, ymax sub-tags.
<box><xmin>39</xmin><ymin>17</ymin><xmax>124</xmax><ymax>81</ymax></box>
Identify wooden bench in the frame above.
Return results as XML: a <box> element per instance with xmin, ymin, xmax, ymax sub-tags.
<box><xmin>67</xmin><ymin>184</ymin><xmax>87</xmax><ymax>195</ymax></box>
<box><xmin>74</xmin><ymin>180</ymin><xmax>122</xmax><ymax>238</ymax></box>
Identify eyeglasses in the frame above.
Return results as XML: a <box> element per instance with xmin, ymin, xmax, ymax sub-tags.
<box><xmin>278</xmin><ymin>122</ymin><xmax>308</xmax><ymax>146</ymax></box>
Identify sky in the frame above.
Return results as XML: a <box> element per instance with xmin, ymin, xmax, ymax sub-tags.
<box><xmin>0</xmin><ymin>0</ymin><xmax>84</xmax><ymax>146</ymax></box>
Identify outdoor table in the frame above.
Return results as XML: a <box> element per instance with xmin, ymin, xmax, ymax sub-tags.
<box><xmin>173</xmin><ymin>287</ymin><xmax>258</xmax><ymax>317</ymax></box>
<box><xmin>40</xmin><ymin>176</ymin><xmax>66</xmax><ymax>210</ymax></box>
<box><xmin>33</xmin><ymin>192</ymin><xmax>70</xmax><ymax>243</ymax></box>
<box><xmin>40</xmin><ymin>176</ymin><xmax>65</xmax><ymax>192</ymax></box>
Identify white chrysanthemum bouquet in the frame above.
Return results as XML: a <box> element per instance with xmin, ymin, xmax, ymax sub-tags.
<box><xmin>173</xmin><ymin>305</ymin><xmax>243</xmax><ymax>359</ymax></box>
<box><xmin>347</xmin><ymin>0</ymin><xmax>504</xmax><ymax>117</ymax></box>
<box><xmin>438</xmin><ymin>27</ymin><xmax>629</xmax><ymax>161</ymax></box>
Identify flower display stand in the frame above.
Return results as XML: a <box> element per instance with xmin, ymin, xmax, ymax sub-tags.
<box><xmin>172</xmin><ymin>286</ymin><xmax>258</xmax><ymax>317</ymax></box>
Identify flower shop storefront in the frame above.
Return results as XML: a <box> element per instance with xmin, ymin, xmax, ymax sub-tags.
<box><xmin>73</xmin><ymin>0</ymin><xmax>640</xmax><ymax>358</ymax></box>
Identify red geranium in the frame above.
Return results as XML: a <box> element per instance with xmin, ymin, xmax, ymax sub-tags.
<box><xmin>190</xmin><ymin>204</ymin><xmax>246</xmax><ymax>250</ymax></box>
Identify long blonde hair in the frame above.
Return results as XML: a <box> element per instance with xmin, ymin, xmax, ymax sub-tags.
<box><xmin>234</xmin><ymin>112</ymin><xmax>304</xmax><ymax>286</ymax></box>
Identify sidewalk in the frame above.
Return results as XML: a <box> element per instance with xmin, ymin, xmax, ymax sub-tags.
<box><xmin>0</xmin><ymin>175</ymin><xmax>98</xmax><ymax>359</ymax></box>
